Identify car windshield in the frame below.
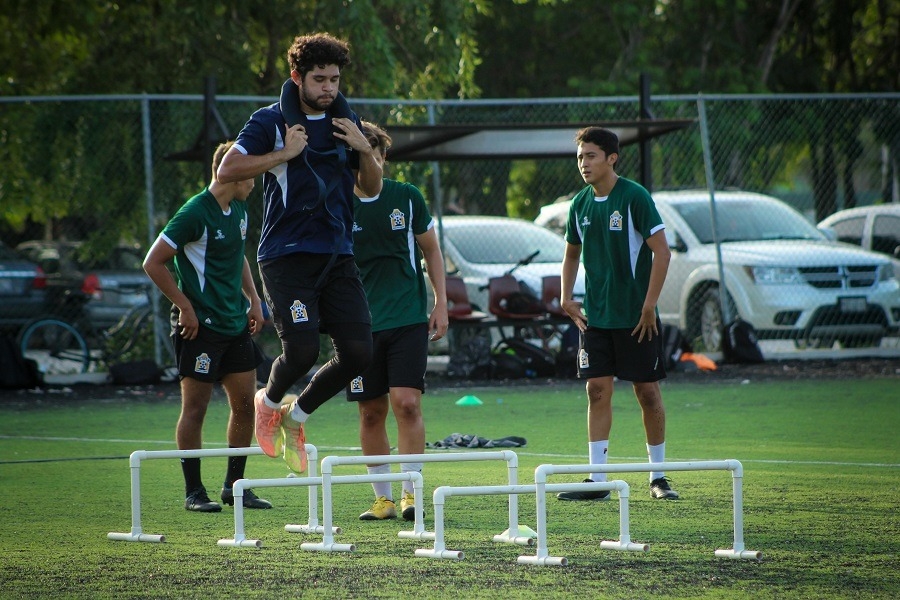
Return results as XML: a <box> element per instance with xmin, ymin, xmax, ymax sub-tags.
<box><xmin>673</xmin><ymin>199</ymin><xmax>823</xmax><ymax>244</ymax></box>
<box><xmin>446</xmin><ymin>221</ymin><xmax>567</xmax><ymax>265</ymax></box>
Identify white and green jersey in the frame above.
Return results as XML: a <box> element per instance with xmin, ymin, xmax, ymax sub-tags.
<box><xmin>352</xmin><ymin>179</ymin><xmax>433</xmax><ymax>332</ymax></box>
<box><xmin>159</xmin><ymin>188</ymin><xmax>250</xmax><ymax>336</ymax></box>
<box><xmin>565</xmin><ymin>177</ymin><xmax>665</xmax><ymax>329</ymax></box>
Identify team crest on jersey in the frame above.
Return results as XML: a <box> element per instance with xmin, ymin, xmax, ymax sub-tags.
<box><xmin>240</xmin><ymin>217</ymin><xmax>247</xmax><ymax>240</ymax></box>
<box><xmin>581</xmin><ymin>215</ymin><xmax>591</xmax><ymax>228</ymax></box>
<box><xmin>578</xmin><ymin>349</ymin><xmax>589</xmax><ymax>369</ymax></box>
<box><xmin>389</xmin><ymin>208</ymin><xmax>406</xmax><ymax>231</ymax></box>
<box><xmin>194</xmin><ymin>353</ymin><xmax>212</xmax><ymax>374</ymax></box>
<box><xmin>352</xmin><ymin>221</ymin><xmax>363</xmax><ymax>233</ymax></box>
<box><xmin>609</xmin><ymin>211</ymin><xmax>623</xmax><ymax>231</ymax></box>
<box><xmin>349</xmin><ymin>376</ymin><xmax>364</xmax><ymax>393</ymax></box>
<box><xmin>290</xmin><ymin>300</ymin><xmax>309</xmax><ymax>323</ymax></box>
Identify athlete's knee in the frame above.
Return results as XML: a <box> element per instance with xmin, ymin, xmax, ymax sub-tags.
<box><xmin>331</xmin><ymin>332</ymin><xmax>373</xmax><ymax>373</ymax></box>
<box><xmin>391</xmin><ymin>392</ymin><xmax>422</xmax><ymax>422</ymax></box>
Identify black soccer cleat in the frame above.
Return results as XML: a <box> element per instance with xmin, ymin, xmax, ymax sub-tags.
<box><xmin>220</xmin><ymin>486</ymin><xmax>273</xmax><ymax>509</ymax></box>
<box><xmin>556</xmin><ymin>479</ymin><xmax>611</xmax><ymax>501</ymax></box>
<box><xmin>650</xmin><ymin>477</ymin><xmax>680</xmax><ymax>500</ymax></box>
<box><xmin>185</xmin><ymin>486</ymin><xmax>222</xmax><ymax>512</ymax></box>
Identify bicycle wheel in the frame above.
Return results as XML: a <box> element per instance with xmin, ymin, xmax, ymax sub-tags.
<box><xmin>17</xmin><ymin>318</ymin><xmax>91</xmax><ymax>375</ymax></box>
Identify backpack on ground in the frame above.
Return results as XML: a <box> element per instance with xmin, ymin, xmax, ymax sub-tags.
<box><xmin>0</xmin><ymin>333</ymin><xmax>42</xmax><ymax>390</ymax></box>
<box><xmin>660</xmin><ymin>323</ymin><xmax>691</xmax><ymax>371</ymax></box>
<box><xmin>554</xmin><ymin>324</ymin><xmax>579</xmax><ymax>378</ymax></box>
<box><xmin>492</xmin><ymin>338</ymin><xmax>556</xmax><ymax>378</ymax></box>
<box><xmin>446</xmin><ymin>330</ymin><xmax>492</xmax><ymax>379</ymax></box>
<box><xmin>722</xmin><ymin>319</ymin><xmax>764</xmax><ymax>364</ymax></box>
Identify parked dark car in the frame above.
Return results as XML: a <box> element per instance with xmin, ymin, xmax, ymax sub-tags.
<box><xmin>15</xmin><ymin>240</ymin><xmax>152</xmax><ymax>331</ymax></box>
<box><xmin>0</xmin><ymin>241</ymin><xmax>47</xmax><ymax>333</ymax></box>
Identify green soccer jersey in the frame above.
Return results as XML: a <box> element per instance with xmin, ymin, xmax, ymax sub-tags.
<box><xmin>352</xmin><ymin>179</ymin><xmax>434</xmax><ymax>332</ymax></box>
<box><xmin>160</xmin><ymin>188</ymin><xmax>251</xmax><ymax>336</ymax></box>
<box><xmin>565</xmin><ymin>177</ymin><xmax>665</xmax><ymax>329</ymax></box>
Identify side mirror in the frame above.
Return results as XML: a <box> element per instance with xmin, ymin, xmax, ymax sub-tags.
<box><xmin>817</xmin><ymin>226</ymin><xmax>837</xmax><ymax>242</ymax></box>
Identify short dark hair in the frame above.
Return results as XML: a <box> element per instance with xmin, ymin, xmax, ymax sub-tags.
<box><xmin>211</xmin><ymin>141</ymin><xmax>235</xmax><ymax>182</ymax></box>
<box><xmin>575</xmin><ymin>127</ymin><xmax>620</xmax><ymax>157</ymax></box>
<box><xmin>287</xmin><ymin>32</ymin><xmax>350</xmax><ymax>77</ymax></box>
<box><xmin>360</xmin><ymin>121</ymin><xmax>392</xmax><ymax>158</ymax></box>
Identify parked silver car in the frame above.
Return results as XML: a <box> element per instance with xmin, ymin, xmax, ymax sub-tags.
<box><xmin>535</xmin><ymin>190</ymin><xmax>900</xmax><ymax>350</ymax></box>
<box><xmin>818</xmin><ymin>204</ymin><xmax>900</xmax><ymax>273</ymax></box>
<box><xmin>0</xmin><ymin>241</ymin><xmax>47</xmax><ymax>332</ymax></box>
<box><xmin>15</xmin><ymin>240</ymin><xmax>152</xmax><ymax>331</ymax></box>
<box><xmin>436</xmin><ymin>215</ymin><xmax>585</xmax><ymax>313</ymax></box>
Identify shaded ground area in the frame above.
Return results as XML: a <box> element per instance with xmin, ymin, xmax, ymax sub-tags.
<box><xmin>2</xmin><ymin>357</ymin><xmax>897</xmax><ymax>404</ymax></box>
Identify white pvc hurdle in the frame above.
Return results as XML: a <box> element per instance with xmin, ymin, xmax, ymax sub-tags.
<box><xmin>217</xmin><ymin>472</ymin><xmax>422</xmax><ymax>550</ymax></box>
<box><xmin>536</xmin><ymin>461</ymin><xmax>762</xmax><ymax>561</ymax></box>
<box><xmin>106</xmin><ymin>444</ymin><xmax>318</xmax><ymax>543</ymax></box>
<box><xmin>415</xmin><ymin>480</ymin><xmax>644</xmax><ymax>564</ymax></box>
<box><xmin>298</xmin><ymin>450</ymin><xmax>535</xmax><ymax>552</ymax></box>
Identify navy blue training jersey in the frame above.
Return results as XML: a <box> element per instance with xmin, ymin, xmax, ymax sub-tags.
<box><xmin>233</xmin><ymin>103</ymin><xmax>362</xmax><ymax>262</ymax></box>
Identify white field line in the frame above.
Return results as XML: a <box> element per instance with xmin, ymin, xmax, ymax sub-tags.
<box><xmin>1</xmin><ymin>435</ymin><xmax>897</xmax><ymax>469</ymax></box>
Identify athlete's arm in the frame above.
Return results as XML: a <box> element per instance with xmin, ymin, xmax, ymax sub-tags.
<box><xmin>334</xmin><ymin>117</ymin><xmax>383</xmax><ymax>197</ymax></box>
<box><xmin>241</xmin><ymin>258</ymin><xmax>264</xmax><ymax>335</ymax></box>
<box><xmin>561</xmin><ymin>242</ymin><xmax>586</xmax><ymax>331</ymax></box>
<box><xmin>632</xmin><ymin>229</ymin><xmax>671</xmax><ymax>342</ymax></box>
<box><xmin>143</xmin><ymin>236</ymin><xmax>199</xmax><ymax>340</ymax></box>
<box><xmin>216</xmin><ymin>125</ymin><xmax>307</xmax><ymax>183</ymax></box>
<box><xmin>416</xmin><ymin>227</ymin><xmax>449</xmax><ymax>341</ymax></box>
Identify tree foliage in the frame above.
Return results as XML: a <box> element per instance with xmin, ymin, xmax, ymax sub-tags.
<box><xmin>1</xmin><ymin>0</ymin><xmax>896</xmax><ymax>239</ymax></box>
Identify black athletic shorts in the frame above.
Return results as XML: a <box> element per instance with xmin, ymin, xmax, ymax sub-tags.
<box><xmin>345</xmin><ymin>323</ymin><xmax>428</xmax><ymax>402</ymax></box>
<box><xmin>173</xmin><ymin>323</ymin><xmax>264</xmax><ymax>383</ymax></box>
<box><xmin>578</xmin><ymin>319</ymin><xmax>666</xmax><ymax>383</ymax></box>
<box><xmin>259</xmin><ymin>252</ymin><xmax>371</xmax><ymax>338</ymax></box>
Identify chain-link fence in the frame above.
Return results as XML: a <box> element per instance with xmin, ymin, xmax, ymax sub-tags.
<box><xmin>1</xmin><ymin>92</ymin><xmax>898</xmax><ymax>371</ymax></box>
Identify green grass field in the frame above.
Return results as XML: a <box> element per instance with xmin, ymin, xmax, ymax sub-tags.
<box><xmin>1</xmin><ymin>378</ymin><xmax>898</xmax><ymax>599</ymax></box>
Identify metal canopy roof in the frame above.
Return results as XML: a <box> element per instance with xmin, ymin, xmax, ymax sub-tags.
<box><xmin>385</xmin><ymin>119</ymin><xmax>695</xmax><ymax>162</ymax></box>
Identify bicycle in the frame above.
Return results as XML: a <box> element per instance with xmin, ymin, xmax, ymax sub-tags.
<box><xmin>16</xmin><ymin>285</ymin><xmax>175</xmax><ymax>377</ymax></box>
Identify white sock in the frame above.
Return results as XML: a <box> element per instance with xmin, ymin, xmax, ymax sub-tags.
<box><xmin>367</xmin><ymin>464</ymin><xmax>392</xmax><ymax>500</ymax></box>
<box><xmin>589</xmin><ymin>440</ymin><xmax>609</xmax><ymax>483</ymax></box>
<box><xmin>289</xmin><ymin>403</ymin><xmax>310</xmax><ymax>424</ymax></box>
<box><xmin>261</xmin><ymin>392</ymin><xmax>280</xmax><ymax>410</ymax></box>
<box><xmin>401</xmin><ymin>462</ymin><xmax>423</xmax><ymax>496</ymax></box>
<box><xmin>647</xmin><ymin>442</ymin><xmax>665</xmax><ymax>481</ymax></box>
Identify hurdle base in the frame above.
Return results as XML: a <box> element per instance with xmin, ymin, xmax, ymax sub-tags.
<box><xmin>107</xmin><ymin>532</ymin><xmax>165</xmax><ymax>543</ymax></box>
<box><xmin>300</xmin><ymin>542</ymin><xmax>355</xmax><ymax>553</ymax></box>
<box><xmin>715</xmin><ymin>548</ymin><xmax>763</xmax><ymax>560</ymax></box>
<box><xmin>285</xmin><ymin>524</ymin><xmax>341</xmax><ymax>535</ymax></box>
<box><xmin>217</xmin><ymin>538</ymin><xmax>262</xmax><ymax>548</ymax></box>
<box><xmin>516</xmin><ymin>555</ymin><xmax>568</xmax><ymax>566</ymax></box>
<box><xmin>414</xmin><ymin>548</ymin><xmax>464</xmax><ymax>560</ymax></box>
<box><xmin>398</xmin><ymin>530</ymin><xmax>433</xmax><ymax>540</ymax></box>
<box><xmin>494</xmin><ymin>526</ymin><xmax>538</xmax><ymax>546</ymax></box>
<box><xmin>600</xmin><ymin>540</ymin><xmax>649</xmax><ymax>552</ymax></box>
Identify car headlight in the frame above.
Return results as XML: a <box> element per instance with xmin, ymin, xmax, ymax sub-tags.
<box><xmin>746</xmin><ymin>266</ymin><xmax>804</xmax><ymax>285</ymax></box>
<box><xmin>879</xmin><ymin>262</ymin><xmax>895</xmax><ymax>282</ymax></box>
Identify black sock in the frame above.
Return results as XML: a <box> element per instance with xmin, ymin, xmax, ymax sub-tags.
<box><xmin>224</xmin><ymin>450</ymin><xmax>247</xmax><ymax>489</ymax></box>
<box><xmin>181</xmin><ymin>458</ymin><xmax>202</xmax><ymax>495</ymax></box>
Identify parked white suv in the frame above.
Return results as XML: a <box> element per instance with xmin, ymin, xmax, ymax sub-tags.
<box><xmin>536</xmin><ymin>190</ymin><xmax>900</xmax><ymax>351</ymax></box>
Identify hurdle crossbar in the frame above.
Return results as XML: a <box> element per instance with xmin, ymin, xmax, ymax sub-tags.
<box><xmin>415</xmin><ymin>480</ymin><xmax>641</xmax><ymax>564</ymax></box>
<box><xmin>536</xmin><ymin>460</ymin><xmax>762</xmax><ymax>561</ymax></box>
<box><xmin>106</xmin><ymin>444</ymin><xmax>318</xmax><ymax>543</ymax></box>
<box><xmin>298</xmin><ymin>450</ymin><xmax>533</xmax><ymax>546</ymax></box>
<box><xmin>217</xmin><ymin>472</ymin><xmax>422</xmax><ymax>550</ymax></box>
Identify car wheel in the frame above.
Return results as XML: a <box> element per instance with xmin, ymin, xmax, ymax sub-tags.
<box><xmin>698</xmin><ymin>288</ymin><xmax>737</xmax><ymax>353</ymax></box>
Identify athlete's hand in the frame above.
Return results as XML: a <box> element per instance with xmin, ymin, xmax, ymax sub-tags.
<box><xmin>631</xmin><ymin>305</ymin><xmax>658</xmax><ymax>343</ymax></box>
<box><xmin>177</xmin><ymin>306</ymin><xmax>200</xmax><ymax>340</ymax></box>
<box><xmin>562</xmin><ymin>299</ymin><xmax>587</xmax><ymax>332</ymax></box>
<box><xmin>332</xmin><ymin>118</ymin><xmax>371</xmax><ymax>153</ymax></box>
<box><xmin>282</xmin><ymin>124</ymin><xmax>308</xmax><ymax>159</ymax></box>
